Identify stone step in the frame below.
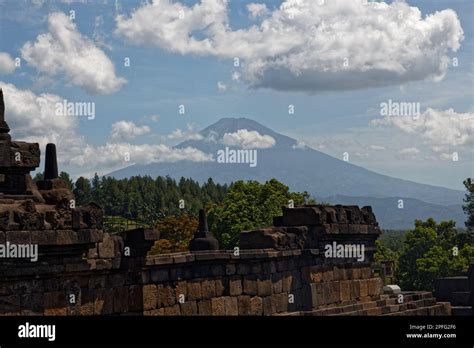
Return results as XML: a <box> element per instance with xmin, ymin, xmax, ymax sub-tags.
<box><xmin>450</xmin><ymin>292</ymin><xmax>470</xmax><ymax>306</ymax></box>
<box><xmin>384</xmin><ymin>303</ymin><xmax>450</xmax><ymax>316</ymax></box>
<box><xmin>451</xmin><ymin>306</ymin><xmax>473</xmax><ymax>316</ymax></box>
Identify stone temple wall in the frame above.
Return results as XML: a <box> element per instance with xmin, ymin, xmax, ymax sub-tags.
<box><xmin>0</xmin><ymin>208</ymin><xmax>450</xmax><ymax>316</ymax></box>
<box><xmin>0</xmin><ymin>88</ymin><xmax>451</xmax><ymax>316</ymax></box>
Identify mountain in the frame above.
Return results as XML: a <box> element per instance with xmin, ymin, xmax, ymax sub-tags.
<box><xmin>323</xmin><ymin>195</ymin><xmax>465</xmax><ymax>230</ymax></box>
<box><xmin>108</xmin><ymin>117</ymin><xmax>466</xmax><ymax>228</ymax></box>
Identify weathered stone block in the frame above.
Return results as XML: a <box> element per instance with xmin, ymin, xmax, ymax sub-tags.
<box><xmin>157</xmin><ymin>285</ymin><xmax>175</xmax><ymax>307</ymax></box>
<box><xmin>198</xmin><ymin>300</ymin><xmax>212</xmax><ymax>315</ymax></box>
<box><xmin>257</xmin><ymin>278</ymin><xmax>272</xmax><ymax>296</ymax></box>
<box><xmin>263</xmin><ymin>296</ymin><xmax>274</xmax><ymax>315</ymax></box>
<box><xmin>272</xmin><ymin>273</ymin><xmax>283</xmax><ymax>293</ymax></box>
<box><xmin>215</xmin><ymin>278</ymin><xmax>226</xmax><ymax>297</ymax></box>
<box><xmin>94</xmin><ymin>288</ymin><xmax>113</xmax><ymax>315</ymax></box>
<box><xmin>243</xmin><ymin>277</ymin><xmax>257</xmax><ymax>296</ymax></box>
<box><xmin>225</xmin><ymin>297</ymin><xmax>238</xmax><ymax>316</ymax></box>
<box><xmin>340</xmin><ymin>280</ymin><xmax>351</xmax><ymax>302</ymax></box>
<box><xmin>229</xmin><ymin>276</ymin><xmax>242</xmax><ymax>296</ymax></box>
<box><xmin>180</xmin><ymin>301</ymin><xmax>198</xmax><ymax>315</ymax></box>
<box><xmin>98</xmin><ymin>233</ymin><xmax>115</xmax><ymax>258</ymax></box>
<box><xmin>113</xmin><ymin>287</ymin><xmax>128</xmax><ymax>313</ymax></box>
<box><xmin>237</xmin><ymin>295</ymin><xmax>251</xmax><ymax>315</ymax></box>
<box><xmin>201</xmin><ymin>280</ymin><xmax>216</xmax><ymax>299</ymax></box>
<box><xmin>360</xmin><ymin>280</ymin><xmax>369</xmax><ymax>297</ymax></box>
<box><xmin>175</xmin><ymin>281</ymin><xmax>187</xmax><ymax>301</ymax></box>
<box><xmin>211</xmin><ymin>297</ymin><xmax>225</xmax><ymax>315</ymax></box>
<box><xmin>187</xmin><ymin>281</ymin><xmax>202</xmax><ymax>301</ymax></box>
<box><xmin>143</xmin><ymin>284</ymin><xmax>157</xmax><ymax>311</ymax></box>
<box><xmin>368</xmin><ymin>278</ymin><xmax>382</xmax><ymax>296</ymax></box>
<box><xmin>164</xmin><ymin>304</ymin><xmax>181</xmax><ymax>316</ymax></box>
<box><xmin>250</xmin><ymin>296</ymin><xmax>263</xmax><ymax>315</ymax></box>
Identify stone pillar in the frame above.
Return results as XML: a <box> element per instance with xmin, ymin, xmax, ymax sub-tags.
<box><xmin>44</xmin><ymin>143</ymin><xmax>59</xmax><ymax>180</ymax></box>
<box><xmin>0</xmin><ymin>88</ymin><xmax>10</xmax><ymax>135</ymax></box>
<box><xmin>189</xmin><ymin>209</ymin><xmax>219</xmax><ymax>251</ymax></box>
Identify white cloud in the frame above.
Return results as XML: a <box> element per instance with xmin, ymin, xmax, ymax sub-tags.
<box><xmin>398</xmin><ymin>147</ymin><xmax>420</xmax><ymax>159</ymax></box>
<box><xmin>110</xmin><ymin>121</ymin><xmax>151</xmax><ymax>141</ymax></box>
<box><xmin>21</xmin><ymin>12</ymin><xmax>126</xmax><ymax>95</ymax></box>
<box><xmin>222</xmin><ymin>129</ymin><xmax>275</xmax><ymax>149</ymax></box>
<box><xmin>0</xmin><ymin>82</ymin><xmax>213</xmax><ymax>176</ymax></box>
<box><xmin>0</xmin><ymin>53</ymin><xmax>16</xmax><ymax>75</ymax></box>
<box><xmin>116</xmin><ymin>0</ymin><xmax>463</xmax><ymax>92</ymax></box>
<box><xmin>372</xmin><ymin>108</ymin><xmax>474</xmax><ymax>153</ymax></box>
<box><xmin>231</xmin><ymin>71</ymin><xmax>241</xmax><ymax>81</ymax></box>
<box><xmin>292</xmin><ymin>140</ymin><xmax>307</xmax><ymax>150</ymax></box>
<box><xmin>168</xmin><ymin>123</ymin><xmax>204</xmax><ymax>141</ymax></box>
<box><xmin>369</xmin><ymin>145</ymin><xmax>386</xmax><ymax>151</ymax></box>
<box><xmin>247</xmin><ymin>3</ymin><xmax>269</xmax><ymax>20</ymax></box>
<box><xmin>0</xmin><ymin>81</ymin><xmax>78</xmax><ymax>147</ymax></box>
<box><xmin>147</xmin><ymin>114</ymin><xmax>160</xmax><ymax>122</ymax></box>
<box><xmin>69</xmin><ymin>143</ymin><xmax>213</xmax><ymax>169</ymax></box>
<box><xmin>217</xmin><ymin>81</ymin><xmax>227</xmax><ymax>91</ymax></box>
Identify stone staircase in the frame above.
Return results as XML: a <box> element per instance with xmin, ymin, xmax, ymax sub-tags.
<box><xmin>285</xmin><ymin>291</ymin><xmax>451</xmax><ymax>316</ymax></box>
<box><xmin>435</xmin><ymin>272</ymin><xmax>473</xmax><ymax>316</ymax></box>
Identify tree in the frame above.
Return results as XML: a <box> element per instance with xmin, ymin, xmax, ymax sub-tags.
<box><xmin>149</xmin><ymin>214</ymin><xmax>198</xmax><ymax>254</ymax></box>
<box><xmin>208</xmin><ymin>179</ymin><xmax>315</xmax><ymax>250</ymax></box>
<box><xmin>32</xmin><ymin>172</ymin><xmax>44</xmax><ymax>182</ymax></box>
<box><xmin>59</xmin><ymin>171</ymin><xmax>74</xmax><ymax>191</ymax></box>
<box><xmin>397</xmin><ymin>218</ymin><xmax>473</xmax><ymax>291</ymax></box>
<box><xmin>73</xmin><ymin>177</ymin><xmax>92</xmax><ymax>206</ymax></box>
<box><xmin>463</xmin><ymin>178</ymin><xmax>473</xmax><ymax>232</ymax></box>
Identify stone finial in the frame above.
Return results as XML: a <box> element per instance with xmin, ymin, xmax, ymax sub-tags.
<box><xmin>0</xmin><ymin>88</ymin><xmax>11</xmax><ymax>134</ymax></box>
<box><xmin>189</xmin><ymin>209</ymin><xmax>219</xmax><ymax>251</ymax></box>
<box><xmin>44</xmin><ymin>143</ymin><xmax>59</xmax><ymax>180</ymax></box>
<box><xmin>198</xmin><ymin>209</ymin><xmax>209</xmax><ymax>233</ymax></box>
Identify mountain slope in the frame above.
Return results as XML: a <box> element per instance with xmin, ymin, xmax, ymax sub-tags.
<box><xmin>108</xmin><ymin>117</ymin><xmax>466</xmax><ymax>228</ymax></box>
<box><xmin>323</xmin><ymin>195</ymin><xmax>465</xmax><ymax>230</ymax></box>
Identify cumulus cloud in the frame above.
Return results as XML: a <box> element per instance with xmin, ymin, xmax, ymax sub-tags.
<box><xmin>369</xmin><ymin>145</ymin><xmax>386</xmax><ymax>151</ymax></box>
<box><xmin>397</xmin><ymin>147</ymin><xmax>420</xmax><ymax>160</ymax></box>
<box><xmin>116</xmin><ymin>0</ymin><xmax>463</xmax><ymax>92</ymax></box>
<box><xmin>217</xmin><ymin>81</ymin><xmax>227</xmax><ymax>91</ymax></box>
<box><xmin>110</xmin><ymin>121</ymin><xmax>151</xmax><ymax>141</ymax></box>
<box><xmin>168</xmin><ymin>123</ymin><xmax>204</xmax><ymax>141</ymax></box>
<box><xmin>222</xmin><ymin>129</ymin><xmax>275</xmax><ymax>149</ymax></box>
<box><xmin>372</xmin><ymin>108</ymin><xmax>474</xmax><ymax>154</ymax></box>
<box><xmin>69</xmin><ymin>143</ymin><xmax>213</xmax><ymax>169</ymax></box>
<box><xmin>21</xmin><ymin>12</ymin><xmax>126</xmax><ymax>95</ymax></box>
<box><xmin>292</xmin><ymin>140</ymin><xmax>307</xmax><ymax>150</ymax></box>
<box><xmin>0</xmin><ymin>81</ymin><xmax>78</xmax><ymax>147</ymax></box>
<box><xmin>0</xmin><ymin>53</ymin><xmax>16</xmax><ymax>75</ymax></box>
<box><xmin>0</xmin><ymin>82</ymin><xmax>212</xmax><ymax>176</ymax></box>
<box><xmin>247</xmin><ymin>3</ymin><xmax>269</xmax><ymax>19</ymax></box>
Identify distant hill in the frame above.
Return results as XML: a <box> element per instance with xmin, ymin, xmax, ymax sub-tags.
<box><xmin>108</xmin><ymin>117</ymin><xmax>466</xmax><ymax>229</ymax></box>
<box><xmin>322</xmin><ymin>195</ymin><xmax>465</xmax><ymax>230</ymax></box>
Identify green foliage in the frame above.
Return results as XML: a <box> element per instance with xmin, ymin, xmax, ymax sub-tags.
<box><xmin>73</xmin><ymin>174</ymin><xmax>228</xmax><ymax>219</ymax></box>
<box><xmin>59</xmin><ymin>171</ymin><xmax>73</xmax><ymax>191</ymax></box>
<box><xmin>397</xmin><ymin>218</ymin><xmax>474</xmax><ymax>291</ymax></box>
<box><xmin>374</xmin><ymin>239</ymin><xmax>399</xmax><ymax>263</ymax></box>
<box><xmin>207</xmin><ymin>179</ymin><xmax>315</xmax><ymax>250</ymax></box>
<box><xmin>463</xmin><ymin>178</ymin><xmax>474</xmax><ymax>232</ymax></box>
<box><xmin>149</xmin><ymin>214</ymin><xmax>198</xmax><ymax>254</ymax></box>
<box><xmin>32</xmin><ymin>172</ymin><xmax>43</xmax><ymax>182</ymax></box>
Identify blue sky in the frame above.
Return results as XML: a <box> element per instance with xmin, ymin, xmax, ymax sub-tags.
<box><xmin>0</xmin><ymin>0</ymin><xmax>472</xmax><ymax>190</ymax></box>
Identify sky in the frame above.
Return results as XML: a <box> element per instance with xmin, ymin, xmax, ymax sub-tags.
<box><xmin>0</xmin><ymin>0</ymin><xmax>472</xmax><ymax>190</ymax></box>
